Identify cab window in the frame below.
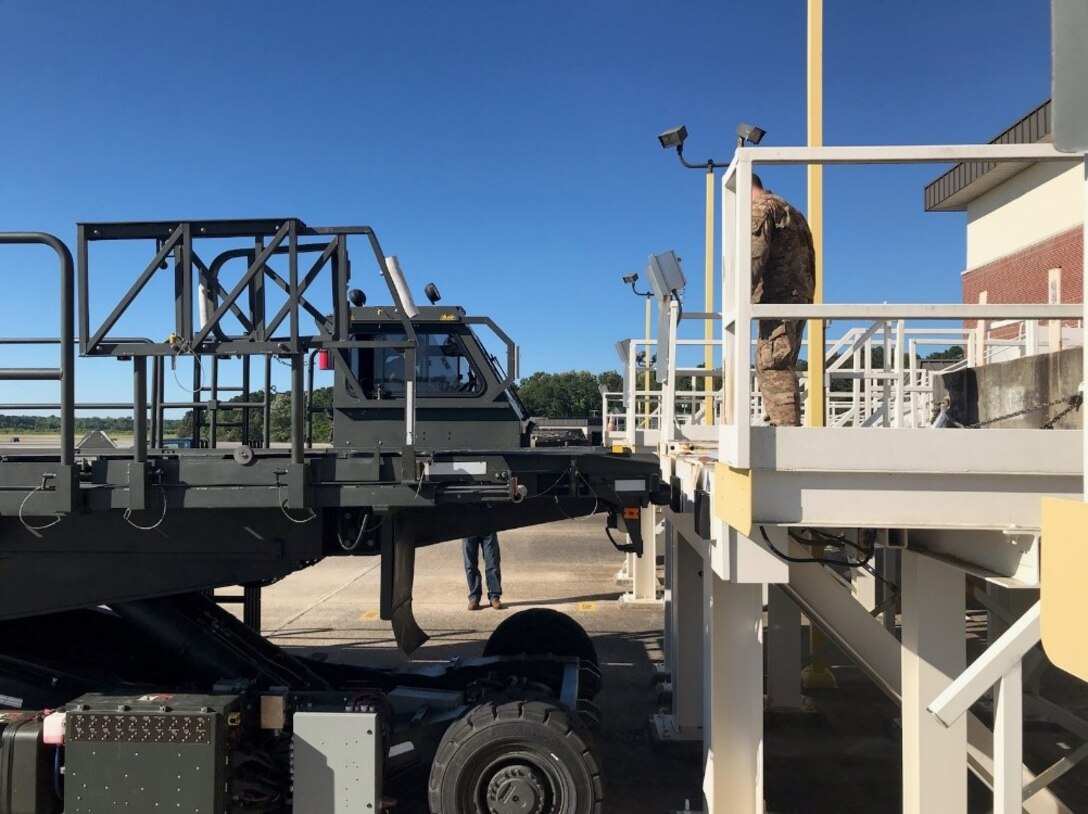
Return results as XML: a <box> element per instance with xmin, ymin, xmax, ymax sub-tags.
<box><xmin>354</xmin><ymin>330</ymin><xmax>482</xmax><ymax>398</ymax></box>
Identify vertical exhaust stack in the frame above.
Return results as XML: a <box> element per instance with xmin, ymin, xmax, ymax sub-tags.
<box><xmin>384</xmin><ymin>256</ymin><xmax>418</xmax><ymax>446</ymax></box>
<box><xmin>384</xmin><ymin>256</ymin><xmax>420</xmax><ymax>319</ymax></box>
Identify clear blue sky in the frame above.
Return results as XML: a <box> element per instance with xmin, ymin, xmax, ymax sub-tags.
<box><xmin>0</xmin><ymin>1</ymin><xmax>1053</xmax><ymax>411</ymax></box>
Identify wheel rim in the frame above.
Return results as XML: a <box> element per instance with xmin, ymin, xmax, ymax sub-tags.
<box><xmin>486</xmin><ymin>764</ymin><xmax>548</xmax><ymax>814</ymax></box>
<box><xmin>463</xmin><ymin>744</ymin><xmax>571</xmax><ymax>814</ymax></box>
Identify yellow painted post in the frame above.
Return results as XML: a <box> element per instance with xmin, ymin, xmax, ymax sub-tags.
<box><xmin>801</xmin><ymin>0</ymin><xmax>838</xmax><ymax>692</ymax></box>
<box><xmin>807</xmin><ymin>0</ymin><xmax>826</xmax><ymax>429</ymax></box>
<box><xmin>704</xmin><ymin>167</ymin><xmax>716</xmax><ymax>424</ymax></box>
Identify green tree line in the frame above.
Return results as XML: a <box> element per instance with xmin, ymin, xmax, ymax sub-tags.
<box><xmin>0</xmin><ymin>415</ymin><xmax>183</xmax><ymax>434</ymax></box>
<box><xmin>178</xmin><ymin>387</ymin><xmax>334</xmax><ymax>444</ymax></box>
<box><xmin>176</xmin><ymin>371</ymin><xmax>627</xmax><ymax>439</ymax></box>
<box><xmin>515</xmin><ymin>371</ymin><xmax>621</xmax><ymax>418</ymax></box>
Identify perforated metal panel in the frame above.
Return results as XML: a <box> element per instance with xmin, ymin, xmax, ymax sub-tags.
<box><xmin>292</xmin><ymin>712</ymin><xmax>381</xmax><ymax>814</ymax></box>
<box><xmin>63</xmin><ymin>694</ymin><xmax>237</xmax><ymax>814</ymax></box>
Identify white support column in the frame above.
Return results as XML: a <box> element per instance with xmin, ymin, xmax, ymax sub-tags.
<box><xmin>672</xmin><ymin>532</ymin><xmax>705</xmax><ymax>733</ymax></box>
<box><xmin>767</xmin><ymin>586</ymin><xmax>803</xmax><ymax>709</ymax></box>
<box><xmin>1048</xmin><ymin>267</ymin><xmax>1062</xmax><ymax>353</ymax></box>
<box><xmin>626</xmin><ymin>506</ymin><xmax>660</xmax><ymax>603</ymax></box>
<box><xmin>1026</xmin><ymin>318</ymin><xmax>1040</xmax><ymax>356</ymax></box>
<box><xmin>881</xmin><ymin>322</ymin><xmax>891</xmax><ymax>427</ymax></box>
<box><xmin>901</xmin><ymin>551</ymin><xmax>966</xmax><ymax>814</ymax></box>
<box><xmin>994</xmin><ymin>662</ymin><xmax>1024</xmax><ymax>814</ymax></box>
<box><xmin>702</xmin><ymin>571</ymin><xmax>763</xmax><ymax>814</ymax></box>
<box><xmin>894</xmin><ymin>319</ymin><xmax>905</xmax><ymax>427</ymax></box>
<box><xmin>909</xmin><ymin>338</ymin><xmax>919</xmax><ymax>426</ymax></box>
<box><xmin>662</xmin><ymin>521</ymin><xmax>675</xmax><ymax>671</ymax></box>
<box><xmin>976</xmin><ymin>291</ymin><xmax>989</xmax><ymax>365</ymax></box>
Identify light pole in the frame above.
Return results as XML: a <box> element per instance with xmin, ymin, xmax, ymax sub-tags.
<box><xmin>657</xmin><ymin>123</ymin><xmax>765</xmax><ymax>426</ymax></box>
<box><xmin>622</xmin><ymin>273</ymin><xmax>654</xmax><ymax>429</ymax></box>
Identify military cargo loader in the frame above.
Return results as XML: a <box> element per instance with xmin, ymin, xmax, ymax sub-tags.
<box><xmin>0</xmin><ymin>220</ymin><xmax>668</xmax><ymax>813</ymax></box>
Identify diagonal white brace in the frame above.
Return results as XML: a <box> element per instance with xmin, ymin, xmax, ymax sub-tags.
<box><xmin>928</xmin><ymin>600</ymin><xmax>1041</xmax><ymax>727</ymax></box>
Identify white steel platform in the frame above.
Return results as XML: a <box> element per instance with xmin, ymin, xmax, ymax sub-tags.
<box><xmin>610</xmin><ymin>140</ymin><xmax>1088</xmax><ymax>814</ymax></box>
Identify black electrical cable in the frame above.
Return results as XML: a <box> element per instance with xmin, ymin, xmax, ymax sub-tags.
<box><xmin>759</xmin><ymin>525</ymin><xmax>828</xmax><ymax>563</ymax></box>
<box><xmin>787</xmin><ymin>529</ymin><xmax>874</xmax><ymax>568</ymax></box>
<box><xmin>761</xmin><ymin>525</ymin><xmax>875</xmax><ymax>568</ymax></box>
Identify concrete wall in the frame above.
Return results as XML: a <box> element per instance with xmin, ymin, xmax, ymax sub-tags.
<box><xmin>966</xmin><ymin>161</ymin><xmax>1083</xmax><ymax>269</ymax></box>
<box><xmin>934</xmin><ymin>346</ymin><xmax>1082</xmax><ymax>429</ymax></box>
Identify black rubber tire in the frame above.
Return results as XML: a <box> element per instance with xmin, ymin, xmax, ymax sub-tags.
<box><xmin>428</xmin><ymin>700</ymin><xmax>603</xmax><ymax>814</ymax></box>
<box><xmin>483</xmin><ymin>608</ymin><xmax>599</xmax><ymax>668</ymax></box>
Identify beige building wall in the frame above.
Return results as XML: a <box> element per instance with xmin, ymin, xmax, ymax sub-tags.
<box><xmin>965</xmin><ymin>160</ymin><xmax>1083</xmax><ymax>269</ymax></box>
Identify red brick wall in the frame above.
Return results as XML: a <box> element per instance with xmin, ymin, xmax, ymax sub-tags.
<box><xmin>962</xmin><ymin>228</ymin><xmax>1083</xmax><ymax>331</ymax></box>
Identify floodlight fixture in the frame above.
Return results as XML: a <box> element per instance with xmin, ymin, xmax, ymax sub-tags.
<box><xmin>424</xmin><ymin>282</ymin><xmax>442</xmax><ymax>304</ymax></box>
<box><xmin>657</xmin><ymin>125</ymin><xmax>688</xmax><ymax>150</ymax></box>
<box><xmin>348</xmin><ymin>288</ymin><xmax>366</xmax><ymax>307</ymax></box>
<box><xmin>657</xmin><ymin>123</ymin><xmax>732</xmax><ymax>171</ymax></box>
<box><xmin>736</xmin><ymin>122</ymin><xmax>766</xmax><ymax>146</ymax></box>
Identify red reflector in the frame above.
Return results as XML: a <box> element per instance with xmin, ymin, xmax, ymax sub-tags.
<box><xmin>317</xmin><ymin>350</ymin><xmax>331</xmax><ymax>370</ymax></box>
<box><xmin>623</xmin><ymin>507</ymin><xmax>640</xmax><ymax>520</ymax></box>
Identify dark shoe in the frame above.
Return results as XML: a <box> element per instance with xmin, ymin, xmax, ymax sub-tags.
<box><xmin>467</xmin><ymin>599</ymin><xmax>481</xmax><ymax>611</ymax></box>
<box><xmin>490</xmin><ymin>598</ymin><xmax>503</xmax><ymax>610</ymax></box>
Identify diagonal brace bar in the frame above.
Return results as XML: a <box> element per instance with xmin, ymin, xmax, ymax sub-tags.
<box><xmin>266</xmin><ymin>238</ymin><xmax>338</xmax><ymax>337</ymax></box>
<box><xmin>88</xmin><ymin>225</ymin><xmax>184</xmax><ymax>353</ymax></box>
<box><xmin>191</xmin><ymin>222</ymin><xmax>290</xmax><ymax>349</ymax></box>
<box><xmin>191</xmin><ymin>252</ymin><xmax>254</xmax><ymax>333</ymax></box>
<box><xmin>928</xmin><ymin>601</ymin><xmax>1041</xmax><ymax>728</ymax></box>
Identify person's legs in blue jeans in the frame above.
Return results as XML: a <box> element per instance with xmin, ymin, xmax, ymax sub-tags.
<box><xmin>463</xmin><ymin>536</ymin><xmax>483</xmax><ymax>602</ymax></box>
<box><xmin>479</xmin><ymin>531</ymin><xmax>502</xmax><ymax>601</ymax></box>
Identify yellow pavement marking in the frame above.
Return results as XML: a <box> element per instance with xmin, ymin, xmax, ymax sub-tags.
<box><xmin>578</xmin><ymin>602</ymin><xmax>597</xmax><ymax>612</ymax></box>
<box><xmin>359</xmin><ymin>610</ymin><xmax>379</xmax><ymax>621</ymax></box>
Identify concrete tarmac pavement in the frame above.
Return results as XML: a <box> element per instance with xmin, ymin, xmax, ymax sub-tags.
<box><xmin>260</xmin><ymin>515</ymin><xmax>649</xmax><ymax>663</ymax></box>
<box><xmin>251</xmin><ymin>515</ymin><xmax>1088</xmax><ymax>814</ymax></box>
<box><xmin>257</xmin><ymin>514</ymin><xmax>703</xmax><ymax>813</ymax></box>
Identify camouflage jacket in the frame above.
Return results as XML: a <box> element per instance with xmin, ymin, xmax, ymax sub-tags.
<box><xmin>751</xmin><ymin>191</ymin><xmax>816</xmax><ymax>305</ymax></box>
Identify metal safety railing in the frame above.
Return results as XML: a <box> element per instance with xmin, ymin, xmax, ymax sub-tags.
<box><xmin>0</xmin><ymin>220</ymin><xmax>447</xmax><ymax>514</ymax></box>
<box><xmin>0</xmin><ymin>234</ymin><xmax>75</xmax><ymax>466</ymax></box>
<box><xmin>719</xmin><ymin>143</ymin><xmax>1086</xmax><ymax>470</ymax></box>
<box><xmin>604</xmin><ymin>316</ymin><xmax>992</xmax><ymax>446</ymax></box>
<box><xmin>74</xmin><ymin>219</ymin><xmax>424</xmax><ymax>469</ymax></box>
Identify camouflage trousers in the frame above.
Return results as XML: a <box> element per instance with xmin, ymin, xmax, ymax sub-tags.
<box><xmin>755</xmin><ymin>320</ymin><xmax>804</xmax><ymax>426</ymax></box>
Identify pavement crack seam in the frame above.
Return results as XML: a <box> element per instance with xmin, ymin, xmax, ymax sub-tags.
<box><xmin>269</xmin><ymin>561</ymin><xmax>383</xmax><ymax>633</ymax></box>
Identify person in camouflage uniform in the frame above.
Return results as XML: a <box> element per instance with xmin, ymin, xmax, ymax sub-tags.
<box><xmin>751</xmin><ymin>174</ymin><xmax>816</xmax><ymax>426</ymax></box>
